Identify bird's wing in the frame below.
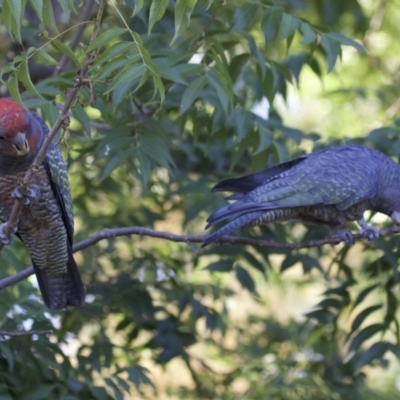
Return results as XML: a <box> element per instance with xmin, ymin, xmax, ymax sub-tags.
<box><xmin>212</xmin><ymin>154</ymin><xmax>309</xmax><ymax>194</ymax></box>
<box><xmin>251</xmin><ymin>146</ymin><xmax>380</xmax><ymax>209</ymax></box>
<box><xmin>207</xmin><ymin>146</ymin><xmax>381</xmax><ymax>227</ymax></box>
<box><xmin>31</xmin><ymin>113</ymin><xmax>74</xmax><ymax>243</ymax></box>
<box><xmin>43</xmin><ymin>142</ymin><xmax>74</xmax><ymax>244</ymax></box>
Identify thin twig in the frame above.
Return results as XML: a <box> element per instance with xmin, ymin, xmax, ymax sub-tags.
<box><xmin>0</xmin><ymin>330</ymin><xmax>52</xmax><ymax>336</ymax></box>
<box><xmin>0</xmin><ymin>0</ymin><xmax>107</xmax><ymax>252</ymax></box>
<box><xmin>1</xmin><ymin>223</ymin><xmax>399</xmax><ymax>291</ymax></box>
<box><xmin>56</xmin><ymin>0</ymin><xmax>96</xmax><ymax>74</ymax></box>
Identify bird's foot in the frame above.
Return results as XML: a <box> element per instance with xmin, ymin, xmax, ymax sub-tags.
<box><xmin>0</xmin><ymin>223</ymin><xmax>16</xmax><ymax>245</ymax></box>
<box><xmin>357</xmin><ymin>218</ymin><xmax>380</xmax><ymax>241</ymax></box>
<box><xmin>12</xmin><ymin>184</ymin><xmax>40</xmax><ymax>205</ymax></box>
<box><xmin>391</xmin><ymin>211</ymin><xmax>400</xmax><ymax>224</ymax></box>
<box><xmin>335</xmin><ymin>229</ymin><xmax>354</xmax><ymax>245</ymax></box>
<box><xmin>359</xmin><ymin>226</ymin><xmax>380</xmax><ymax>241</ymax></box>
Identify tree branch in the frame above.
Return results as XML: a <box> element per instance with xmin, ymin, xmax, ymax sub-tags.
<box><xmin>0</xmin><ymin>330</ymin><xmax>52</xmax><ymax>337</ymax></box>
<box><xmin>1</xmin><ymin>223</ymin><xmax>399</xmax><ymax>291</ymax></box>
<box><xmin>0</xmin><ymin>0</ymin><xmax>106</xmax><ymax>252</ymax></box>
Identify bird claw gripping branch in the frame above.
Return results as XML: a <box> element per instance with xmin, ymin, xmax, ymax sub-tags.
<box><xmin>335</xmin><ymin>229</ymin><xmax>355</xmax><ymax>246</ymax></box>
<box><xmin>205</xmin><ymin>145</ymin><xmax>400</xmax><ymax>246</ymax></box>
<box><xmin>0</xmin><ymin>98</ymin><xmax>85</xmax><ymax>310</ymax></box>
<box><xmin>0</xmin><ymin>223</ymin><xmax>16</xmax><ymax>245</ymax></box>
<box><xmin>11</xmin><ymin>184</ymin><xmax>40</xmax><ymax>205</ymax></box>
<box><xmin>358</xmin><ymin>218</ymin><xmax>380</xmax><ymax>241</ymax></box>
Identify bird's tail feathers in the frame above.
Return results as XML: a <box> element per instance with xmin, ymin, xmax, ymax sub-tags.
<box><xmin>202</xmin><ymin>211</ymin><xmax>265</xmax><ymax>247</ymax></box>
<box><xmin>33</xmin><ymin>250</ymin><xmax>85</xmax><ymax>310</ymax></box>
<box><xmin>206</xmin><ymin>200</ymin><xmax>275</xmax><ymax>228</ymax></box>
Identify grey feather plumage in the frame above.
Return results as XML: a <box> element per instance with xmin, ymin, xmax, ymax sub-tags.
<box><xmin>204</xmin><ymin>145</ymin><xmax>400</xmax><ymax>245</ymax></box>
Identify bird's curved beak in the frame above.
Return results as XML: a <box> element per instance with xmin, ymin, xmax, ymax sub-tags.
<box><xmin>12</xmin><ymin>132</ymin><xmax>29</xmax><ymax>156</ymax></box>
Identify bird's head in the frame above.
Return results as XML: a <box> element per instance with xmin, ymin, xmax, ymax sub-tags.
<box><xmin>0</xmin><ymin>98</ymin><xmax>41</xmax><ymax>158</ymax></box>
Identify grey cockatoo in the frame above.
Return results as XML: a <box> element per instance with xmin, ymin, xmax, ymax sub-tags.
<box><xmin>204</xmin><ymin>145</ymin><xmax>400</xmax><ymax>246</ymax></box>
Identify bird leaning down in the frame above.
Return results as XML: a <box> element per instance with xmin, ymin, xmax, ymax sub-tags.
<box><xmin>0</xmin><ymin>98</ymin><xmax>85</xmax><ymax>310</ymax></box>
<box><xmin>204</xmin><ymin>145</ymin><xmax>400</xmax><ymax>246</ymax></box>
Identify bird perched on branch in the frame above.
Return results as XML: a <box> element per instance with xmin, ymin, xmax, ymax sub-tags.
<box><xmin>0</xmin><ymin>98</ymin><xmax>85</xmax><ymax>310</ymax></box>
<box><xmin>204</xmin><ymin>145</ymin><xmax>400</xmax><ymax>246</ymax></box>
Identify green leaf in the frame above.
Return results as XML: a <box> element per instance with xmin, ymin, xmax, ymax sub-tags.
<box><xmin>42</xmin><ymin>0</ymin><xmax>58</xmax><ymax>32</ymax></box>
<box><xmin>132</xmin><ymin>0</ymin><xmax>145</xmax><ymax>15</ymax></box>
<box><xmin>124</xmin><ymin>366</ymin><xmax>153</xmax><ymax>389</ymax></box>
<box><xmin>231</xmin><ymin>4</ymin><xmax>259</xmax><ymax>32</ymax></box>
<box><xmin>281</xmin><ymin>13</ymin><xmax>300</xmax><ymax>40</ymax></box>
<box><xmin>140</xmin><ymin>130</ymin><xmax>174</xmax><ymax>170</ymax></box>
<box><xmin>280</xmin><ymin>255</ymin><xmax>297</xmax><ymax>273</ymax></box>
<box><xmin>234</xmin><ymin>109</ymin><xmax>254</xmax><ymax>141</ymax></box>
<box><xmin>34</xmin><ymin>48</ymin><xmax>58</xmax><ymax>66</ymax></box>
<box><xmin>253</xmin><ymin>126</ymin><xmax>274</xmax><ymax>155</ymax></box>
<box><xmin>261</xmin><ymin>6</ymin><xmax>283</xmax><ymax>45</ymax></box>
<box><xmin>18</xmin><ymin>61</ymin><xmax>43</xmax><ymax>98</ymax></box>
<box><xmin>51</xmin><ymin>40</ymin><xmax>79</xmax><ymax>66</ymax></box>
<box><xmin>86</xmin><ymin>28</ymin><xmax>128</xmax><ymax>52</ymax></box>
<box><xmin>326</xmin><ymin>32</ymin><xmax>366</xmax><ymax>54</ymax></box>
<box><xmin>351</xmin><ymin>305</ymin><xmax>382</xmax><ymax>333</ymax></box>
<box><xmin>320</xmin><ymin>34</ymin><xmax>341</xmax><ymax>72</ymax></box>
<box><xmin>208</xmin><ymin>72</ymin><xmax>231</xmax><ymax>115</ymax></box>
<box><xmin>357</xmin><ymin>342</ymin><xmax>396</xmax><ymax>370</ymax></box>
<box><xmin>131</xmin><ymin>33</ymin><xmax>162</xmax><ymax>89</ymax></box>
<box><xmin>148</xmin><ymin>0</ymin><xmax>169</xmax><ymax>34</ymax></box>
<box><xmin>228</xmin><ymin>53</ymin><xmax>250</xmax><ymax>82</ymax></box>
<box><xmin>30</xmin><ymin>0</ymin><xmax>43</xmax><ymax>20</ymax></box>
<box><xmin>104</xmin><ymin>377</ymin><xmax>124</xmax><ymax>400</ymax></box>
<box><xmin>101</xmin><ymin>148</ymin><xmax>136</xmax><ymax>180</ymax></box>
<box><xmin>4</xmin><ymin>0</ymin><xmax>22</xmax><ymax>37</ymax></box>
<box><xmin>324</xmin><ymin>281</ymin><xmax>354</xmax><ymax>296</ymax></box>
<box><xmin>105</xmin><ymin>63</ymin><xmax>146</xmax><ymax>93</ymax></box>
<box><xmin>0</xmin><ymin>65</ymin><xmax>16</xmax><ymax>82</ymax></box>
<box><xmin>7</xmin><ymin>72</ymin><xmax>23</xmax><ymax>106</ymax></box>
<box><xmin>136</xmin><ymin>150</ymin><xmax>151</xmax><ymax>185</ymax></box>
<box><xmin>179</xmin><ymin>75</ymin><xmax>207</xmax><ymax>115</ymax></box>
<box><xmin>242</xmin><ymin>251</ymin><xmax>266</xmax><ymax>275</ymax></box>
<box><xmin>305</xmin><ymin>309</ymin><xmax>335</xmax><ymax>324</ymax></box>
<box><xmin>94</xmin><ymin>42</ymin><xmax>134</xmax><ymax>66</ymax></box>
<box><xmin>135</xmin><ymin>68</ymin><xmax>150</xmax><ymax>92</ymax></box>
<box><xmin>262</xmin><ymin>66</ymin><xmax>276</xmax><ymax>103</ymax></box>
<box><xmin>2</xmin><ymin>0</ymin><xmax>22</xmax><ymax>42</ymax></box>
<box><xmin>172</xmin><ymin>0</ymin><xmax>197</xmax><ymax>44</ymax></box>
<box><xmin>316</xmin><ymin>298</ymin><xmax>344</xmax><ymax>310</ymax></box>
<box><xmin>153</xmin><ymin>59</ymin><xmax>188</xmax><ymax>85</ymax></box>
<box><xmin>300</xmin><ymin>22</ymin><xmax>317</xmax><ymax>44</ymax></box>
<box><xmin>351</xmin><ymin>284</ymin><xmax>379</xmax><ymax>311</ymax></box>
<box><xmin>349</xmin><ymin>323</ymin><xmax>387</xmax><ymax>352</ymax></box>
<box><xmin>236</xmin><ymin>265</ymin><xmax>256</xmax><ymax>293</ymax></box>
<box><xmin>102</xmin><ymin>137</ymin><xmax>135</xmax><ymax>155</ymax></box>
<box><xmin>41</xmin><ymin>101</ymin><xmax>59</xmax><ymax>126</ymax></box>
<box><xmin>384</xmin><ymin>290</ymin><xmax>397</xmax><ymax>324</ymax></box>
<box><xmin>96</xmin><ymin>54</ymin><xmax>141</xmax><ymax>81</ymax></box>
<box><xmin>205</xmin><ymin>260</ymin><xmax>233</xmax><ymax>272</ymax></box>
<box><xmin>150</xmin><ymin>71</ymin><xmax>165</xmax><ymax>103</ymax></box>
<box><xmin>230</xmin><ymin>133</ymin><xmax>252</xmax><ymax>170</ymax></box>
